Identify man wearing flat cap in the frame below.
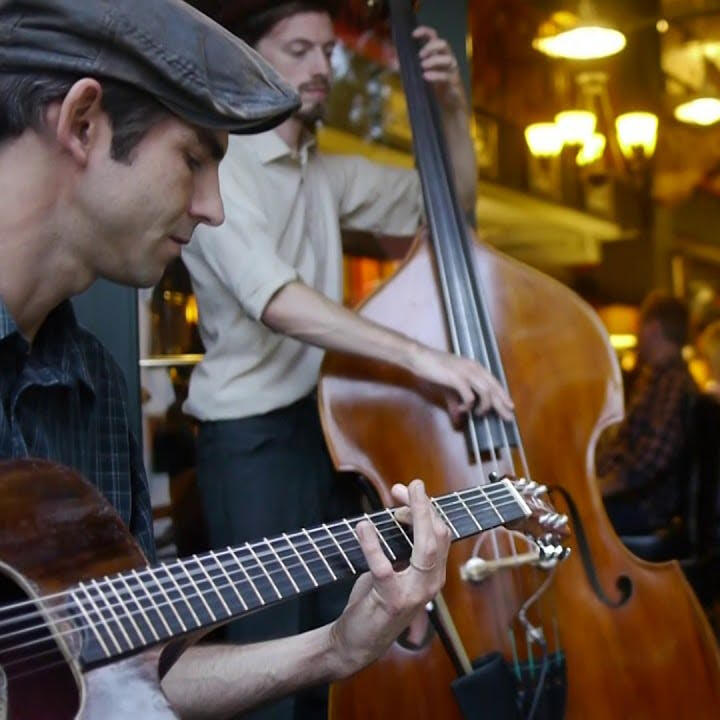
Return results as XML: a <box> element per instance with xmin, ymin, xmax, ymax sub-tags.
<box><xmin>182</xmin><ymin>2</ymin><xmax>511</xmax><ymax>718</ymax></box>
<box><xmin>0</xmin><ymin>0</ymin><xmax>452</xmax><ymax>716</ymax></box>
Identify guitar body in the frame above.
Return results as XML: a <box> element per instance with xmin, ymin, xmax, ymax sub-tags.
<box><xmin>0</xmin><ymin>460</ymin><xmax>176</xmax><ymax>720</ymax></box>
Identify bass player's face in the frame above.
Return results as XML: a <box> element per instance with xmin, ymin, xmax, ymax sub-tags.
<box><xmin>256</xmin><ymin>11</ymin><xmax>336</xmax><ymax>125</ymax></box>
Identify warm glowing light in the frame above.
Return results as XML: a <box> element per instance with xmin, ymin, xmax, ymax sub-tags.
<box><xmin>555</xmin><ymin>110</ymin><xmax>597</xmax><ymax>145</ymax></box>
<box><xmin>609</xmin><ymin>333</ymin><xmax>637</xmax><ymax>350</ymax></box>
<box><xmin>533</xmin><ymin>26</ymin><xmax>626</xmax><ymax>60</ymax></box>
<box><xmin>576</xmin><ymin>132</ymin><xmax>606</xmax><ymax>165</ymax></box>
<box><xmin>656</xmin><ymin>19</ymin><xmax>669</xmax><ymax>33</ymax></box>
<box><xmin>185</xmin><ymin>295</ymin><xmax>199</xmax><ymax>324</ymax></box>
<box><xmin>615</xmin><ymin>112</ymin><xmax>658</xmax><ymax>160</ymax></box>
<box><xmin>524</xmin><ymin>123</ymin><xmax>563</xmax><ymax>157</ymax></box>
<box><xmin>674</xmin><ymin>97</ymin><xmax>720</xmax><ymax>126</ymax></box>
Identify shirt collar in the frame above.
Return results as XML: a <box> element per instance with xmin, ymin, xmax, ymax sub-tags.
<box><xmin>0</xmin><ymin>296</ymin><xmax>96</xmax><ymax>394</ymax></box>
<box><xmin>254</xmin><ymin>128</ymin><xmax>317</xmax><ymax>165</ymax></box>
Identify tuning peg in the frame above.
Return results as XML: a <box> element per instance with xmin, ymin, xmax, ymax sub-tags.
<box><xmin>532</xmin><ymin>484</ymin><xmax>548</xmax><ymax>497</ymax></box>
<box><xmin>553</xmin><ymin>514</ymin><xmax>568</xmax><ymax>529</ymax></box>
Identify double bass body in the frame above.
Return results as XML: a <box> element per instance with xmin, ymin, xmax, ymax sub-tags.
<box><xmin>320</xmin><ymin>235</ymin><xmax>720</xmax><ymax>718</ymax></box>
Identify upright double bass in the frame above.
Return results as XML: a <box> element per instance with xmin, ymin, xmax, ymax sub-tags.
<box><xmin>318</xmin><ymin>0</ymin><xmax>720</xmax><ymax>717</ymax></box>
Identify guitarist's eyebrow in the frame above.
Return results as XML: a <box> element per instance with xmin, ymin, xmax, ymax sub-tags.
<box><xmin>193</xmin><ymin>128</ymin><xmax>227</xmax><ymax>162</ymax></box>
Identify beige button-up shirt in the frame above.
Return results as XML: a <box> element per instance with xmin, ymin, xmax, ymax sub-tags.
<box><xmin>183</xmin><ymin>129</ymin><xmax>422</xmax><ymax>421</ymax></box>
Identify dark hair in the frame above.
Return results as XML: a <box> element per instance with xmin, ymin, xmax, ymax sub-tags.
<box><xmin>0</xmin><ymin>73</ymin><xmax>168</xmax><ymax>163</ymax></box>
<box><xmin>640</xmin><ymin>291</ymin><xmax>689</xmax><ymax>347</ymax></box>
<box><xmin>229</xmin><ymin>1</ymin><xmax>335</xmax><ymax>48</ymax></box>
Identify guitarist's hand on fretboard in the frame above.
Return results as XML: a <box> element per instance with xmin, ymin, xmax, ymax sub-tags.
<box><xmin>328</xmin><ymin>479</ymin><xmax>450</xmax><ymax>675</ymax></box>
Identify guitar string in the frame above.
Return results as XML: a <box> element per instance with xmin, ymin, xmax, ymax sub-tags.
<box><xmin>0</xmin><ymin>490</ymin><xmax>532</xmax><ymax>639</ymax></box>
<box><xmin>0</xmin><ymin>492</ymin><xmax>525</xmax><ymax>649</ymax></box>
<box><xmin>0</xmin><ymin>494</ymin><xmax>529</xmax><ymax>670</ymax></box>
<box><xmin>0</xmin><ymin>482</ymin><xmax>524</xmax><ymax>624</ymax></box>
<box><xmin>0</xmin><ymin>496</ymin><xmax>540</xmax><ymax>664</ymax></box>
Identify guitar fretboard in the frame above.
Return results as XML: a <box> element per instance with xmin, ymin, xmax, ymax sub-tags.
<box><xmin>70</xmin><ymin>481</ymin><xmax>529</xmax><ymax>669</ymax></box>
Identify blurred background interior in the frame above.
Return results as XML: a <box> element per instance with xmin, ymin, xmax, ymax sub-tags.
<box><xmin>72</xmin><ymin>0</ymin><xmax>720</xmax><ymax>627</ymax></box>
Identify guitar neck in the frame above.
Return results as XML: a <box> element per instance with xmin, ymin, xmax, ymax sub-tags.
<box><xmin>73</xmin><ymin>480</ymin><xmax>530</xmax><ymax>669</ymax></box>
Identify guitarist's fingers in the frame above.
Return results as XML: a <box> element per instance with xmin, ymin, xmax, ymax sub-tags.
<box><xmin>355</xmin><ymin>520</ymin><xmax>394</xmax><ymax>583</ymax></box>
<box><xmin>407</xmin><ymin>479</ymin><xmax>446</xmax><ymax>574</ymax></box>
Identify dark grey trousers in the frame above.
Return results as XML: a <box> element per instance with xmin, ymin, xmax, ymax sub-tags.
<box><xmin>196</xmin><ymin>393</ymin><xmax>362</xmax><ymax>720</ymax></box>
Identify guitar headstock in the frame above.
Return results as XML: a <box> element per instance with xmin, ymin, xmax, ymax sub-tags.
<box><xmin>494</xmin><ymin>473</ymin><xmax>570</xmax><ymax>541</ymax></box>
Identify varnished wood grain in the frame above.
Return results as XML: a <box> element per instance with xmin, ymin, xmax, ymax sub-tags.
<box><xmin>320</xmin><ymin>235</ymin><xmax>720</xmax><ymax>719</ymax></box>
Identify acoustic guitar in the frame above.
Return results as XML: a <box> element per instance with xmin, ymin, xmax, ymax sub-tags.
<box><xmin>0</xmin><ymin>458</ymin><xmax>563</xmax><ymax>719</ymax></box>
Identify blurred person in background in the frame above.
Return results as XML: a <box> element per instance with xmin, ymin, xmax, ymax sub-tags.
<box><xmin>598</xmin><ymin>291</ymin><xmax>696</xmax><ymax>535</ymax></box>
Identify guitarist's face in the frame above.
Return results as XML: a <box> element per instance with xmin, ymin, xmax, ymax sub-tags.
<box><xmin>256</xmin><ymin>11</ymin><xmax>335</xmax><ymax>126</ymax></box>
<box><xmin>69</xmin><ymin>105</ymin><xmax>228</xmax><ymax>288</ymax></box>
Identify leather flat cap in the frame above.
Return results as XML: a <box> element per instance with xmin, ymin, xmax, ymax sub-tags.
<box><xmin>0</xmin><ymin>0</ymin><xmax>300</xmax><ymax>133</ymax></box>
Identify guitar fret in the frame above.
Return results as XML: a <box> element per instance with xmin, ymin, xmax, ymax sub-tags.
<box><xmin>455</xmin><ymin>492</ymin><xmax>483</xmax><ymax>531</ymax></box>
<box><xmin>287</xmin><ymin>532</ymin><xmax>320</xmax><ymax>586</ymax></box>
<box><xmin>91</xmin><ymin>579</ymin><xmax>133</xmax><ymax>651</ymax></box>
<box><xmin>462</xmin><ymin>487</ymin><xmax>499</xmax><ymax>529</ymax></box>
<box><xmin>194</xmin><ymin>554</ymin><xmax>231</xmax><ymax>617</ymax></box>
<box><xmin>340</xmin><ymin>519</ymin><xmax>368</xmax><ymax>571</ymax></box>
<box><xmin>322</xmin><ymin>523</ymin><xmax>356</xmax><ymax>574</ymax></box>
<box><xmin>84</xmin><ymin>581</ymin><xmax>124</xmax><ymax>654</ymax></box>
<box><xmin>478</xmin><ymin>487</ymin><xmax>504</xmax><ymax>523</ymax></box>
<box><xmin>367</xmin><ymin>513</ymin><xmax>396</xmax><ymax>560</ymax></box>
<box><xmin>300</xmin><ymin>530</ymin><xmax>332</xmax><ymax>583</ymax></box>
<box><xmin>146</xmin><ymin>566</ymin><xmax>187</xmax><ymax>633</ymax></box>
<box><xmin>227</xmin><ymin>546</ymin><xmax>265</xmax><ymax>605</ymax></box>
<box><xmin>210</xmin><ymin>552</ymin><xmax>248</xmax><ymax>611</ymax></box>
<box><xmin>118</xmin><ymin>574</ymin><xmax>155</xmax><ymax>642</ymax></box>
<box><xmin>160</xmin><ymin>564</ymin><xmax>201</xmax><ymax>627</ymax></box>
<box><xmin>385</xmin><ymin>509</ymin><xmax>412</xmax><ymax>549</ymax></box>
<box><xmin>74</xmin><ymin>584</ymin><xmax>113</xmax><ymax>657</ymax></box>
<box><xmin>177</xmin><ymin>560</ymin><xmax>216</xmax><ymax>623</ymax></box>
<box><xmin>432</xmin><ymin>498</ymin><xmax>460</xmax><ymax>538</ymax></box>
<box><xmin>104</xmin><ymin>575</ymin><xmax>146</xmax><ymax>646</ymax></box>
<box><xmin>131</xmin><ymin>570</ymin><xmax>170</xmax><ymax>638</ymax></box>
<box><xmin>265</xmin><ymin>538</ymin><xmax>299</xmax><ymax>594</ymax></box>
<box><xmin>246</xmin><ymin>542</ymin><xmax>282</xmax><ymax>600</ymax></box>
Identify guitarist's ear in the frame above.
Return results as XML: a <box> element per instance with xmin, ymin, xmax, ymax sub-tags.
<box><xmin>51</xmin><ymin>78</ymin><xmax>106</xmax><ymax>168</ymax></box>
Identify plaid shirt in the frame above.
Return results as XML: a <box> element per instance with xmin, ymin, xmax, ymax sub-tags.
<box><xmin>0</xmin><ymin>298</ymin><xmax>155</xmax><ymax>560</ymax></box>
<box><xmin>597</xmin><ymin>356</ymin><xmax>694</xmax><ymax>522</ymax></box>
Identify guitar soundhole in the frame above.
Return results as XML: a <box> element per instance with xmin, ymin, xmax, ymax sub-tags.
<box><xmin>0</xmin><ymin>573</ymin><xmax>79</xmax><ymax>720</ymax></box>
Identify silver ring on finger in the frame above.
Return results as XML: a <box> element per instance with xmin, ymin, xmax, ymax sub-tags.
<box><xmin>410</xmin><ymin>558</ymin><xmax>437</xmax><ymax>572</ymax></box>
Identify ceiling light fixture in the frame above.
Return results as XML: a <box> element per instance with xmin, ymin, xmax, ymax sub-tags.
<box><xmin>533</xmin><ymin>1</ymin><xmax>626</xmax><ymax>61</ymax></box>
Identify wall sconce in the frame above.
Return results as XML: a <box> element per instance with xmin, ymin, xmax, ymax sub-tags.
<box><xmin>576</xmin><ymin>132</ymin><xmax>607</xmax><ymax>166</ymax></box>
<box><xmin>533</xmin><ymin>1</ymin><xmax>626</xmax><ymax>61</ymax></box>
<box><xmin>615</xmin><ymin>112</ymin><xmax>659</xmax><ymax>162</ymax></box>
<box><xmin>554</xmin><ymin>110</ymin><xmax>597</xmax><ymax>145</ymax></box>
<box><xmin>524</xmin><ymin>122</ymin><xmax>563</xmax><ymax>158</ymax></box>
<box><xmin>525</xmin><ymin>73</ymin><xmax>658</xmax><ymax>179</ymax></box>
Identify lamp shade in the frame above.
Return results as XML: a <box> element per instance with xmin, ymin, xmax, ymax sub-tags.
<box><xmin>524</xmin><ymin>123</ymin><xmax>563</xmax><ymax>157</ymax></box>
<box><xmin>674</xmin><ymin>97</ymin><xmax>720</xmax><ymax>126</ymax></box>
<box><xmin>555</xmin><ymin>110</ymin><xmax>597</xmax><ymax>145</ymax></box>
<box><xmin>615</xmin><ymin>112</ymin><xmax>658</xmax><ymax>160</ymax></box>
<box><xmin>576</xmin><ymin>132</ymin><xmax>606</xmax><ymax>165</ymax></box>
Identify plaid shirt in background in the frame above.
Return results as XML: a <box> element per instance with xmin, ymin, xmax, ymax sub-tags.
<box><xmin>0</xmin><ymin>298</ymin><xmax>156</xmax><ymax>561</ymax></box>
<box><xmin>597</xmin><ymin>356</ymin><xmax>695</xmax><ymax>524</ymax></box>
